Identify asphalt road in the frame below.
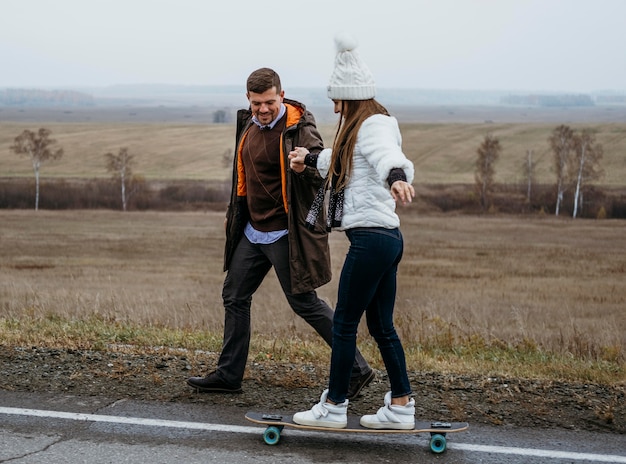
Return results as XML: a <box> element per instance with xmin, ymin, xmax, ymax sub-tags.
<box><xmin>1</xmin><ymin>390</ymin><xmax>624</xmax><ymax>464</ymax></box>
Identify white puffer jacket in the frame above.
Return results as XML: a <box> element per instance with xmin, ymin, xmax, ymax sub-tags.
<box><xmin>317</xmin><ymin>114</ymin><xmax>414</xmax><ymax>231</ymax></box>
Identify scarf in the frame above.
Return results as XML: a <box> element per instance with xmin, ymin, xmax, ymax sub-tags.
<box><xmin>305</xmin><ymin>177</ymin><xmax>344</xmax><ymax>231</ymax></box>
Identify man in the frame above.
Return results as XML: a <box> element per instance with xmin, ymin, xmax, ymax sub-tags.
<box><xmin>186</xmin><ymin>68</ymin><xmax>374</xmax><ymax>398</ymax></box>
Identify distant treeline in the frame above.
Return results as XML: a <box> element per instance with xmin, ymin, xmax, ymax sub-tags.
<box><xmin>501</xmin><ymin>94</ymin><xmax>595</xmax><ymax>107</ymax></box>
<box><xmin>1</xmin><ymin>178</ymin><xmax>625</xmax><ymax>219</ymax></box>
<box><xmin>0</xmin><ymin>89</ymin><xmax>95</xmax><ymax>107</ymax></box>
<box><xmin>0</xmin><ymin>178</ymin><xmax>230</xmax><ymax>211</ymax></box>
<box><xmin>595</xmin><ymin>95</ymin><xmax>626</xmax><ymax>104</ymax></box>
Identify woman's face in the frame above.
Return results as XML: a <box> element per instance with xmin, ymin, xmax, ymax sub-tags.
<box><xmin>332</xmin><ymin>100</ymin><xmax>343</xmax><ymax>114</ymax></box>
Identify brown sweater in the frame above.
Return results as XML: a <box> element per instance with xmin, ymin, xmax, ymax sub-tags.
<box><xmin>240</xmin><ymin>115</ymin><xmax>288</xmax><ymax>232</ymax></box>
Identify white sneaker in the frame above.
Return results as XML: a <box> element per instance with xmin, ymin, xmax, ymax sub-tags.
<box><xmin>360</xmin><ymin>391</ymin><xmax>415</xmax><ymax>430</ymax></box>
<box><xmin>293</xmin><ymin>389</ymin><xmax>348</xmax><ymax>429</ymax></box>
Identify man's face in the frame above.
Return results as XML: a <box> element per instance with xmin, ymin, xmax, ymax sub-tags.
<box><xmin>247</xmin><ymin>87</ymin><xmax>284</xmax><ymax>125</ymax></box>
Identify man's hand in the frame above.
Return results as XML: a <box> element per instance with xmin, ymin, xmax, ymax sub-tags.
<box><xmin>288</xmin><ymin>147</ymin><xmax>308</xmax><ymax>173</ymax></box>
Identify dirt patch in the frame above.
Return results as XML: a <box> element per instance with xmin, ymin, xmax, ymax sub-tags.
<box><xmin>0</xmin><ymin>345</ymin><xmax>623</xmax><ymax>434</ymax></box>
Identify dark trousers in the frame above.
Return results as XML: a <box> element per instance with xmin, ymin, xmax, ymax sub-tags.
<box><xmin>216</xmin><ymin>234</ymin><xmax>370</xmax><ymax>387</ymax></box>
<box><xmin>327</xmin><ymin>228</ymin><xmax>412</xmax><ymax>404</ymax></box>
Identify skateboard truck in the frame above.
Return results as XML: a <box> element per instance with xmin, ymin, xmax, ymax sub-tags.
<box><xmin>430</xmin><ymin>421</ymin><xmax>452</xmax><ymax>428</ymax></box>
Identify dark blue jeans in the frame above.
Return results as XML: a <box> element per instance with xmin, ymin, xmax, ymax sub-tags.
<box><xmin>327</xmin><ymin>227</ymin><xmax>412</xmax><ymax>404</ymax></box>
<box><xmin>216</xmin><ymin>234</ymin><xmax>370</xmax><ymax>387</ymax></box>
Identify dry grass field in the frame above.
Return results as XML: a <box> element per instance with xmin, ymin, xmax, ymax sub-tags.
<box><xmin>1</xmin><ymin>107</ymin><xmax>626</xmax><ymax>186</ymax></box>
<box><xmin>1</xmin><ymin>209</ymin><xmax>623</xmax><ymax>383</ymax></box>
<box><xmin>1</xmin><ymin>105</ymin><xmax>625</xmax><ymax>385</ymax></box>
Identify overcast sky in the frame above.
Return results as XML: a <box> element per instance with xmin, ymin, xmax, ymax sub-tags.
<box><xmin>1</xmin><ymin>0</ymin><xmax>625</xmax><ymax>93</ymax></box>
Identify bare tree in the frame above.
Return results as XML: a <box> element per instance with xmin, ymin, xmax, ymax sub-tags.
<box><xmin>213</xmin><ymin>109</ymin><xmax>228</xmax><ymax>123</ymax></box>
<box><xmin>10</xmin><ymin>128</ymin><xmax>64</xmax><ymax>211</ymax></box>
<box><xmin>104</xmin><ymin>147</ymin><xmax>135</xmax><ymax>211</ymax></box>
<box><xmin>571</xmin><ymin>130</ymin><xmax>604</xmax><ymax>218</ymax></box>
<box><xmin>221</xmin><ymin>148</ymin><xmax>233</xmax><ymax>168</ymax></box>
<box><xmin>474</xmin><ymin>133</ymin><xmax>501</xmax><ymax>211</ymax></box>
<box><xmin>522</xmin><ymin>148</ymin><xmax>537</xmax><ymax>204</ymax></box>
<box><xmin>548</xmin><ymin>125</ymin><xmax>575</xmax><ymax>216</ymax></box>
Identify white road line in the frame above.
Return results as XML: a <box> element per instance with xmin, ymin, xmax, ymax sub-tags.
<box><xmin>1</xmin><ymin>406</ymin><xmax>625</xmax><ymax>463</ymax></box>
<box><xmin>448</xmin><ymin>443</ymin><xmax>626</xmax><ymax>463</ymax></box>
<box><xmin>0</xmin><ymin>406</ymin><xmax>257</xmax><ymax>434</ymax></box>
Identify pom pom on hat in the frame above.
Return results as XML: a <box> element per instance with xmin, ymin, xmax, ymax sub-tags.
<box><xmin>334</xmin><ymin>32</ymin><xmax>359</xmax><ymax>53</ymax></box>
<box><xmin>327</xmin><ymin>33</ymin><xmax>376</xmax><ymax>101</ymax></box>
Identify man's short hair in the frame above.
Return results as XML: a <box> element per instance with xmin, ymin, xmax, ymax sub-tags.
<box><xmin>247</xmin><ymin>68</ymin><xmax>282</xmax><ymax>94</ymax></box>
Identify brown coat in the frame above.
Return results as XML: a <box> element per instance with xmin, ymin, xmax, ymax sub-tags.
<box><xmin>224</xmin><ymin>98</ymin><xmax>331</xmax><ymax>293</ymax></box>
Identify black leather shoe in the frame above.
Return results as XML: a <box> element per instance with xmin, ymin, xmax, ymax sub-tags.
<box><xmin>346</xmin><ymin>370</ymin><xmax>375</xmax><ymax>399</ymax></box>
<box><xmin>186</xmin><ymin>371</ymin><xmax>242</xmax><ymax>393</ymax></box>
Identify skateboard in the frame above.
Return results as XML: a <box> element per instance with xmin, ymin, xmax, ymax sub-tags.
<box><xmin>245</xmin><ymin>411</ymin><xmax>469</xmax><ymax>454</ymax></box>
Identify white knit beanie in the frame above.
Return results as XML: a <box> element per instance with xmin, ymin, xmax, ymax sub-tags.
<box><xmin>327</xmin><ymin>33</ymin><xmax>376</xmax><ymax>100</ymax></box>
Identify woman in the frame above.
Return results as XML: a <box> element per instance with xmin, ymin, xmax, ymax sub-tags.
<box><xmin>289</xmin><ymin>33</ymin><xmax>416</xmax><ymax>430</ymax></box>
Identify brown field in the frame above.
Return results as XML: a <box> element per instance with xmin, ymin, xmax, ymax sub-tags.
<box><xmin>1</xmin><ymin>105</ymin><xmax>626</xmax><ymax>186</ymax></box>
<box><xmin>1</xmin><ymin>105</ymin><xmax>625</xmax><ymax>383</ymax></box>
<box><xmin>1</xmin><ymin>210</ymin><xmax>624</xmax><ymax>368</ymax></box>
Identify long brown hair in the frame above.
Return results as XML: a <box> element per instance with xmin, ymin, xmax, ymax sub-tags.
<box><xmin>328</xmin><ymin>99</ymin><xmax>389</xmax><ymax>191</ymax></box>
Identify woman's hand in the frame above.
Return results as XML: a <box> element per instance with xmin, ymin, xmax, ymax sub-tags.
<box><xmin>390</xmin><ymin>181</ymin><xmax>415</xmax><ymax>206</ymax></box>
<box><xmin>288</xmin><ymin>146</ymin><xmax>309</xmax><ymax>173</ymax></box>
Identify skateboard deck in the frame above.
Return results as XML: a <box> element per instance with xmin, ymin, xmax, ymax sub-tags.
<box><xmin>245</xmin><ymin>411</ymin><xmax>468</xmax><ymax>454</ymax></box>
